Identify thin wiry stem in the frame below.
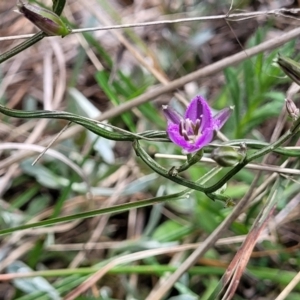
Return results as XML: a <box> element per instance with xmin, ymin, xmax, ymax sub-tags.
<box><xmin>155</xmin><ymin>153</ymin><xmax>300</xmax><ymax>176</ymax></box>
<box><xmin>1</xmin><ymin>8</ymin><xmax>300</xmax><ymax>42</ymax></box>
<box><xmin>1</xmin><ymin>24</ymin><xmax>300</xmax><ymax>170</ymax></box>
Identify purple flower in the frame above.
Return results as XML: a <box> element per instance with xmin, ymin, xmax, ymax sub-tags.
<box><xmin>163</xmin><ymin>95</ymin><xmax>232</xmax><ymax>153</ymax></box>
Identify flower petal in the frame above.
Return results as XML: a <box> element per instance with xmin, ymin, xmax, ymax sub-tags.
<box><xmin>167</xmin><ymin>124</ymin><xmax>198</xmax><ymax>153</ymax></box>
<box><xmin>213</xmin><ymin>106</ymin><xmax>233</xmax><ymax>130</ymax></box>
<box><xmin>185</xmin><ymin>96</ymin><xmax>213</xmax><ymax>130</ymax></box>
<box><xmin>194</xmin><ymin>127</ymin><xmax>214</xmax><ymax>151</ymax></box>
<box><xmin>162</xmin><ymin>105</ymin><xmax>182</xmax><ymax>124</ymax></box>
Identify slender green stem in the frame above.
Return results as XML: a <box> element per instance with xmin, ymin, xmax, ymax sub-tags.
<box><xmin>1</xmin><ymin>104</ymin><xmax>299</xmax><ymax>156</ymax></box>
<box><xmin>134</xmin><ymin>115</ymin><xmax>300</xmax><ymax>195</ymax></box>
<box><xmin>0</xmin><ymin>164</ymin><xmax>222</xmax><ymax>235</ymax></box>
<box><xmin>0</xmin><ymin>32</ymin><xmax>45</xmax><ymax>64</ymax></box>
<box><xmin>200</xmin><ymin>117</ymin><xmax>300</xmax><ymax>193</ymax></box>
<box><xmin>170</xmin><ymin>150</ymin><xmax>203</xmax><ymax>174</ymax></box>
<box><xmin>0</xmin><ymin>103</ymin><xmax>299</xmax><ymax>197</ymax></box>
<box><xmin>215</xmin><ymin>139</ymin><xmax>300</xmax><ymax>157</ymax></box>
<box><xmin>0</xmin><ymin>187</ymin><xmax>190</xmax><ymax>236</ymax></box>
<box><xmin>247</xmin><ymin>130</ymin><xmax>295</xmax><ymax>161</ymax></box>
<box><xmin>0</xmin><ymin>104</ymin><xmax>168</xmax><ymax>142</ymax></box>
<box><xmin>133</xmin><ymin>140</ymin><xmax>206</xmax><ymax>191</ymax></box>
<box><xmin>0</xmin><ymin>0</ymin><xmax>67</xmax><ymax>64</ymax></box>
<box><xmin>133</xmin><ymin>139</ymin><xmax>232</xmax><ymax>202</ymax></box>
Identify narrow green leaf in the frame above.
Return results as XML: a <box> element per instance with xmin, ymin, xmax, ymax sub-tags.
<box><xmin>10</xmin><ymin>184</ymin><xmax>40</xmax><ymax>210</ymax></box>
<box><xmin>224</xmin><ymin>67</ymin><xmax>241</xmax><ymax>136</ymax></box>
<box><xmin>0</xmin><ymin>189</ymin><xmax>190</xmax><ymax>236</ymax></box>
<box><xmin>83</xmin><ymin>33</ymin><xmax>113</xmax><ymax>68</ymax></box>
<box><xmin>243</xmin><ymin>59</ymin><xmax>255</xmax><ymax>109</ymax></box>
<box><xmin>95</xmin><ymin>71</ymin><xmax>136</xmax><ymax>131</ymax></box>
<box><xmin>152</xmin><ymin>220</ymin><xmax>193</xmax><ymax>242</ymax></box>
<box><xmin>52</xmin><ymin>0</ymin><xmax>66</xmax><ymax>16</ymax></box>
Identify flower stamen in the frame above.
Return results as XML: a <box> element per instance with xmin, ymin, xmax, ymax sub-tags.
<box><xmin>179</xmin><ymin>119</ymin><xmax>202</xmax><ymax>144</ymax></box>
<box><xmin>182</xmin><ymin>130</ymin><xmax>190</xmax><ymax>141</ymax></box>
<box><xmin>179</xmin><ymin>120</ymin><xmax>185</xmax><ymax>136</ymax></box>
<box><xmin>191</xmin><ymin>119</ymin><xmax>201</xmax><ymax>135</ymax></box>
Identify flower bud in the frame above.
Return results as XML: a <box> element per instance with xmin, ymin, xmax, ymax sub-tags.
<box><xmin>211</xmin><ymin>146</ymin><xmax>245</xmax><ymax>167</ymax></box>
<box><xmin>17</xmin><ymin>1</ymin><xmax>71</xmax><ymax>37</ymax></box>
<box><xmin>285</xmin><ymin>98</ymin><xmax>299</xmax><ymax>121</ymax></box>
<box><xmin>276</xmin><ymin>54</ymin><xmax>300</xmax><ymax>86</ymax></box>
